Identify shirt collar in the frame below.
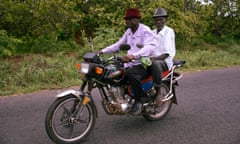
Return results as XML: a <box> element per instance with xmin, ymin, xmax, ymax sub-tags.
<box><xmin>159</xmin><ymin>25</ymin><xmax>167</xmax><ymax>35</ymax></box>
<box><xmin>127</xmin><ymin>23</ymin><xmax>143</xmax><ymax>36</ymax></box>
<box><xmin>154</xmin><ymin>25</ymin><xmax>167</xmax><ymax>36</ymax></box>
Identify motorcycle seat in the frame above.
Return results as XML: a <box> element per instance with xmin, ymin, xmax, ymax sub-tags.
<box><xmin>140</xmin><ymin>60</ymin><xmax>186</xmax><ymax>86</ymax></box>
<box><xmin>173</xmin><ymin>60</ymin><xmax>186</xmax><ymax>66</ymax></box>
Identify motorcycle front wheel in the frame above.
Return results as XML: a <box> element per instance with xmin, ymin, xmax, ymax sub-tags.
<box><xmin>143</xmin><ymin>82</ymin><xmax>172</xmax><ymax>121</ymax></box>
<box><xmin>45</xmin><ymin>95</ymin><xmax>96</xmax><ymax>144</ymax></box>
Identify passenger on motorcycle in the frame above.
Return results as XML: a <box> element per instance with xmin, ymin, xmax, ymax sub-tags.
<box><xmin>149</xmin><ymin>8</ymin><xmax>176</xmax><ymax>98</ymax></box>
<box><xmin>99</xmin><ymin>8</ymin><xmax>158</xmax><ymax>114</ymax></box>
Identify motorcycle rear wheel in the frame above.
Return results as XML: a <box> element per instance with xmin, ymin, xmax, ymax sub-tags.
<box><xmin>45</xmin><ymin>95</ymin><xmax>96</xmax><ymax>144</ymax></box>
<box><xmin>143</xmin><ymin>82</ymin><xmax>172</xmax><ymax>121</ymax></box>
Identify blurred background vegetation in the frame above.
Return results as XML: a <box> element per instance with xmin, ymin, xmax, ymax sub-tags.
<box><xmin>0</xmin><ymin>0</ymin><xmax>239</xmax><ymax>96</ymax></box>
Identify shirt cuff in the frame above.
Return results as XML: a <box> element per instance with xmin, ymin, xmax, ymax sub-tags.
<box><xmin>132</xmin><ymin>53</ymin><xmax>140</xmax><ymax>59</ymax></box>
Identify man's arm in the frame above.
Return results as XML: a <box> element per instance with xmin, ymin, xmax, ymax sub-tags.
<box><xmin>101</xmin><ymin>31</ymin><xmax>128</xmax><ymax>54</ymax></box>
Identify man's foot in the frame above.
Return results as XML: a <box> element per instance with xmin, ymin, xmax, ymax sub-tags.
<box><xmin>129</xmin><ymin>102</ymin><xmax>142</xmax><ymax>115</ymax></box>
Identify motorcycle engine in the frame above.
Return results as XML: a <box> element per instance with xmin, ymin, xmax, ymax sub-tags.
<box><xmin>107</xmin><ymin>86</ymin><xmax>131</xmax><ymax>114</ymax></box>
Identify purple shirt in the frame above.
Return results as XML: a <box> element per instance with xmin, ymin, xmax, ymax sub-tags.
<box><xmin>102</xmin><ymin>23</ymin><xmax>158</xmax><ymax>67</ymax></box>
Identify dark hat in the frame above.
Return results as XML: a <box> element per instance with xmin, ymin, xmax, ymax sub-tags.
<box><xmin>124</xmin><ymin>8</ymin><xmax>141</xmax><ymax>19</ymax></box>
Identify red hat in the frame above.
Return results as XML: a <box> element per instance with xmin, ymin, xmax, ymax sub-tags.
<box><xmin>124</xmin><ymin>8</ymin><xmax>141</xmax><ymax>19</ymax></box>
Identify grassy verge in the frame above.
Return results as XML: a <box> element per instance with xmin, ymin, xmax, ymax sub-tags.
<box><xmin>1</xmin><ymin>44</ymin><xmax>240</xmax><ymax>96</ymax></box>
<box><xmin>175</xmin><ymin>44</ymin><xmax>240</xmax><ymax>72</ymax></box>
<box><xmin>0</xmin><ymin>52</ymin><xmax>82</xmax><ymax>96</ymax></box>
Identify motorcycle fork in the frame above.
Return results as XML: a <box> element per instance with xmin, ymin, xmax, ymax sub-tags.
<box><xmin>78</xmin><ymin>80</ymin><xmax>96</xmax><ymax>109</ymax></box>
<box><xmin>70</xmin><ymin>100</ymin><xmax>84</xmax><ymax>118</ymax></box>
<box><xmin>82</xmin><ymin>79</ymin><xmax>99</xmax><ymax>113</ymax></box>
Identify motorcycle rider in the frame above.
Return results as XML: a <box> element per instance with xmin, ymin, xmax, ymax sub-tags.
<box><xmin>149</xmin><ymin>8</ymin><xmax>176</xmax><ymax>98</ymax></box>
<box><xmin>99</xmin><ymin>8</ymin><xmax>158</xmax><ymax>114</ymax></box>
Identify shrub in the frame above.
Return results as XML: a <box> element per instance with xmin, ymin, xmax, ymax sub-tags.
<box><xmin>0</xmin><ymin>30</ymin><xmax>22</xmax><ymax>57</ymax></box>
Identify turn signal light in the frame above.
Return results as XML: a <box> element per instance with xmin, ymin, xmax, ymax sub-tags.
<box><xmin>82</xmin><ymin>96</ymin><xmax>90</xmax><ymax>105</ymax></box>
<box><xmin>76</xmin><ymin>64</ymin><xmax>81</xmax><ymax>70</ymax></box>
<box><xmin>95</xmin><ymin>67</ymin><xmax>103</xmax><ymax>74</ymax></box>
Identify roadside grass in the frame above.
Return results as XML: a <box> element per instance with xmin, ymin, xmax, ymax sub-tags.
<box><xmin>1</xmin><ymin>44</ymin><xmax>240</xmax><ymax>96</ymax></box>
<box><xmin>175</xmin><ymin>43</ymin><xmax>240</xmax><ymax>72</ymax></box>
<box><xmin>0</xmin><ymin>53</ymin><xmax>82</xmax><ymax>96</ymax></box>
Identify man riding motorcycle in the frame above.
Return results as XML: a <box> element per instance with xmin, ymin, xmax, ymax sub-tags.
<box><xmin>99</xmin><ymin>8</ymin><xmax>159</xmax><ymax>114</ymax></box>
<box><xmin>149</xmin><ymin>7</ymin><xmax>176</xmax><ymax>100</ymax></box>
<box><xmin>45</xmin><ymin>7</ymin><xmax>185</xmax><ymax>144</ymax></box>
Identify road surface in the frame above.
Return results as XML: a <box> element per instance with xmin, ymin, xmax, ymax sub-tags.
<box><xmin>0</xmin><ymin>67</ymin><xmax>240</xmax><ymax>144</ymax></box>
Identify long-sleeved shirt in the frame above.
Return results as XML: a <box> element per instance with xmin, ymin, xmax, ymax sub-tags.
<box><xmin>102</xmin><ymin>23</ymin><xmax>158</xmax><ymax>68</ymax></box>
<box><xmin>153</xmin><ymin>25</ymin><xmax>176</xmax><ymax>69</ymax></box>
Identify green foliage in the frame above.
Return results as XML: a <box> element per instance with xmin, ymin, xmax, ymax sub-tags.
<box><xmin>18</xmin><ymin>36</ymin><xmax>81</xmax><ymax>54</ymax></box>
<box><xmin>0</xmin><ymin>0</ymin><xmax>240</xmax><ymax>96</ymax></box>
<box><xmin>0</xmin><ymin>30</ymin><xmax>22</xmax><ymax>57</ymax></box>
<box><xmin>0</xmin><ymin>0</ymin><xmax>239</xmax><ymax>56</ymax></box>
<box><xmin>0</xmin><ymin>0</ymin><xmax>80</xmax><ymax>38</ymax></box>
<box><xmin>175</xmin><ymin>44</ymin><xmax>240</xmax><ymax>71</ymax></box>
<box><xmin>0</xmin><ymin>54</ymin><xmax>82</xmax><ymax>96</ymax></box>
<box><xmin>1</xmin><ymin>43</ymin><xmax>240</xmax><ymax>96</ymax></box>
<box><xmin>93</xmin><ymin>27</ymin><xmax>124</xmax><ymax>50</ymax></box>
<box><xmin>205</xmin><ymin>0</ymin><xmax>240</xmax><ymax>37</ymax></box>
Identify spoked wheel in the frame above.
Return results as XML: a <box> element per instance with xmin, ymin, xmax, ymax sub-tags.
<box><xmin>45</xmin><ymin>95</ymin><xmax>96</xmax><ymax>144</ymax></box>
<box><xmin>143</xmin><ymin>83</ymin><xmax>172</xmax><ymax>121</ymax></box>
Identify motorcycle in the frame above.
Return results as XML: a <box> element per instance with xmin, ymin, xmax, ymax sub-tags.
<box><xmin>45</xmin><ymin>46</ymin><xmax>185</xmax><ymax>144</ymax></box>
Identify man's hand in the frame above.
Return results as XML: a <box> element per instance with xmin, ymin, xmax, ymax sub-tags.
<box><xmin>94</xmin><ymin>50</ymin><xmax>103</xmax><ymax>55</ymax></box>
<box><xmin>121</xmin><ymin>55</ymin><xmax>135</xmax><ymax>62</ymax></box>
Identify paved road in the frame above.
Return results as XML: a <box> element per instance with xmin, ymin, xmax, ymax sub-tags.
<box><xmin>0</xmin><ymin>67</ymin><xmax>240</xmax><ymax>144</ymax></box>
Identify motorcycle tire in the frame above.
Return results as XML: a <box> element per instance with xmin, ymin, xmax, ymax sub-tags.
<box><xmin>143</xmin><ymin>82</ymin><xmax>172</xmax><ymax>121</ymax></box>
<box><xmin>45</xmin><ymin>95</ymin><xmax>97</xmax><ymax>144</ymax></box>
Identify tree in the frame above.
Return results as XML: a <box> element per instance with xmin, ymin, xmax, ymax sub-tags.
<box><xmin>206</xmin><ymin>0</ymin><xmax>240</xmax><ymax>39</ymax></box>
<box><xmin>0</xmin><ymin>0</ymin><xmax>239</xmax><ymax>56</ymax></box>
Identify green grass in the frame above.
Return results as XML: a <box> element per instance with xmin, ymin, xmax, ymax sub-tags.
<box><xmin>1</xmin><ymin>44</ymin><xmax>240</xmax><ymax>96</ymax></box>
<box><xmin>0</xmin><ymin>53</ymin><xmax>82</xmax><ymax>96</ymax></box>
<box><xmin>175</xmin><ymin>44</ymin><xmax>240</xmax><ymax>71</ymax></box>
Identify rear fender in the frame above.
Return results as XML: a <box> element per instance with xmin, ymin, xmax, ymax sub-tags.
<box><xmin>172</xmin><ymin>86</ymin><xmax>178</xmax><ymax>105</ymax></box>
<box><xmin>163</xmin><ymin>81</ymin><xmax>178</xmax><ymax>105</ymax></box>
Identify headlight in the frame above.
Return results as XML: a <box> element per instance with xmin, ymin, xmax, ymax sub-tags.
<box><xmin>80</xmin><ymin>63</ymin><xmax>90</xmax><ymax>74</ymax></box>
<box><xmin>77</xmin><ymin>63</ymin><xmax>103</xmax><ymax>75</ymax></box>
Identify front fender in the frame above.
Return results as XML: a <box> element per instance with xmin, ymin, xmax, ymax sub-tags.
<box><xmin>56</xmin><ymin>89</ymin><xmax>82</xmax><ymax>98</ymax></box>
<box><xmin>56</xmin><ymin>89</ymin><xmax>98</xmax><ymax>118</ymax></box>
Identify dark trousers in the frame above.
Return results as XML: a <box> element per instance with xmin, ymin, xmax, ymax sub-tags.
<box><xmin>125</xmin><ymin>65</ymin><xmax>149</xmax><ymax>102</ymax></box>
<box><xmin>149</xmin><ymin>60</ymin><xmax>168</xmax><ymax>89</ymax></box>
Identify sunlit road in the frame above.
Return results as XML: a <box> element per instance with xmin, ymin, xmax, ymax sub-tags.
<box><xmin>0</xmin><ymin>67</ymin><xmax>240</xmax><ymax>144</ymax></box>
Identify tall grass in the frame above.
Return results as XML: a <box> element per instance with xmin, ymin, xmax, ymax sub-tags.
<box><xmin>1</xmin><ymin>44</ymin><xmax>240</xmax><ymax>96</ymax></box>
<box><xmin>175</xmin><ymin>44</ymin><xmax>240</xmax><ymax>71</ymax></box>
<box><xmin>0</xmin><ymin>53</ymin><xmax>82</xmax><ymax>96</ymax></box>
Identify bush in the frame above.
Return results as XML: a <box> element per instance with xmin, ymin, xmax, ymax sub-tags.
<box><xmin>17</xmin><ymin>36</ymin><xmax>82</xmax><ymax>54</ymax></box>
<box><xmin>0</xmin><ymin>53</ymin><xmax>82</xmax><ymax>96</ymax></box>
<box><xmin>0</xmin><ymin>30</ymin><xmax>22</xmax><ymax>57</ymax></box>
